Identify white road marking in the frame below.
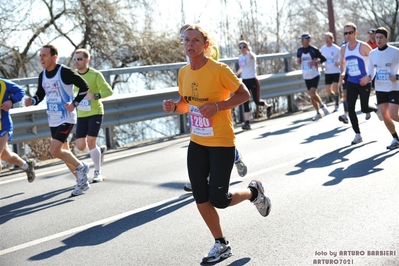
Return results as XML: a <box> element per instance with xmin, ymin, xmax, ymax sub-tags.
<box><xmin>0</xmin><ymin>193</ymin><xmax>193</xmax><ymax>256</ymax></box>
<box><xmin>0</xmin><ymin>140</ymin><xmax>300</xmax><ymax>256</ymax></box>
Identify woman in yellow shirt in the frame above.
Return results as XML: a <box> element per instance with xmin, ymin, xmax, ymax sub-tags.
<box><xmin>163</xmin><ymin>25</ymin><xmax>271</xmax><ymax>263</ymax></box>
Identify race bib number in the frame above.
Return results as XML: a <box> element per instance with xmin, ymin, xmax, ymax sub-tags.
<box><xmin>375</xmin><ymin>68</ymin><xmax>391</xmax><ymax>84</ymax></box>
<box><xmin>346</xmin><ymin>58</ymin><xmax>361</xmax><ymax>76</ymax></box>
<box><xmin>46</xmin><ymin>91</ymin><xmax>63</xmax><ymax>119</ymax></box>
<box><xmin>326</xmin><ymin>57</ymin><xmax>334</xmax><ymax>64</ymax></box>
<box><xmin>189</xmin><ymin>105</ymin><xmax>214</xmax><ymax>137</ymax></box>
<box><xmin>77</xmin><ymin>98</ymin><xmax>91</xmax><ymax>111</ymax></box>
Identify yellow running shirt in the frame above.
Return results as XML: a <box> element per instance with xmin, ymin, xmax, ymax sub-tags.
<box><xmin>178</xmin><ymin>58</ymin><xmax>240</xmax><ymax>147</ymax></box>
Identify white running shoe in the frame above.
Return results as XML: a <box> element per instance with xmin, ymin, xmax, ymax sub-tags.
<box><xmin>322</xmin><ymin>106</ymin><xmax>330</xmax><ymax>116</ymax></box>
<box><xmin>248</xmin><ymin>180</ymin><xmax>271</xmax><ymax>217</ymax></box>
<box><xmin>374</xmin><ymin>104</ymin><xmax>383</xmax><ymax>121</ymax></box>
<box><xmin>338</xmin><ymin>114</ymin><xmax>349</xmax><ymax>124</ymax></box>
<box><xmin>92</xmin><ymin>170</ymin><xmax>104</xmax><ymax>183</ymax></box>
<box><xmin>387</xmin><ymin>138</ymin><xmax>399</xmax><ymax>150</ymax></box>
<box><xmin>235</xmin><ymin>157</ymin><xmax>247</xmax><ymax>177</ymax></box>
<box><xmin>71</xmin><ymin>181</ymin><xmax>90</xmax><ymax>196</ymax></box>
<box><xmin>76</xmin><ymin>162</ymin><xmax>89</xmax><ymax>187</ymax></box>
<box><xmin>351</xmin><ymin>134</ymin><xmax>363</xmax><ymax>145</ymax></box>
<box><xmin>202</xmin><ymin>241</ymin><xmax>232</xmax><ymax>263</ymax></box>
<box><xmin>312</xmin><ymin>113</ymin><xmax>322</xmax><ymax>121</ymax></box>
<box><xmin>100</xmin><ymin>145</ymin><xmax>107</xmax><ymax>165</ymax></box>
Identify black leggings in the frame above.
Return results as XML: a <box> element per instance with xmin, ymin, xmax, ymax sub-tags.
<box><xmin>187</xmin><ymin>141</ymin><xmax>234</xmax><ymax>208</ymax></box>
<box><xmin>346</xmin><ymin>82</ymin><xmax>377</xmax><ymax>133</ymax></box>
<box><xmin>242</xmin><ymin>78</ymin><xmax>266</xmax><ymax>112</ymax></box>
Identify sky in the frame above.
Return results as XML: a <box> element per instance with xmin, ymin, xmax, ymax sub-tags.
<box><xmin>17</xmin><ymin>0</ymin><xmax>286</xmax><ymax>57</ymax></box>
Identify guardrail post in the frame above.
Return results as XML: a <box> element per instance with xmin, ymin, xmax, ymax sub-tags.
<box><xmin>105</xmin><ymin>127</ymin><xmax>116</xmax><ymax>149</ymax></box>
<box><xmin>284</xmin><ymin>58</ymin><xmax>297</xmax><ymax>112</ymax></box>
<box><xmin>103</xmin><ymin>70</ymin><xmax>112</xmax><ymax>85</ymax></box>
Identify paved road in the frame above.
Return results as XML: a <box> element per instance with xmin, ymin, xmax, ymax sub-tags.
<box><xmin>1</xmin><ymin>97</ymin><xmax>398</xmax><ymax>266</ymax></box>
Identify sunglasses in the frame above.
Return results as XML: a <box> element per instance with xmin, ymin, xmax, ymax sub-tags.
<box><xmin>239</xmin><ymin>46</ymin><xmax>247</xmax><ymax>49</ymax></box>
<box><xmin>344</xmin><ymin>31</ymin><xmax>354</xmax><ymax>36</ymax></box>
<box><xmin>73</xmin><ymin>57</ymin><xmax>87</xmax><ymax>62</ymax></box>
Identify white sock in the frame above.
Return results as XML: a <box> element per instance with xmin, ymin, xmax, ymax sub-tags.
<box><xmin>21</xmin><ymin>162</ymin><xmax>28</xmax><ymax>170</ymax></box>
<box><xmin>90</xmin><ymin>146</ymin><xmax>101</xmax><ymax>171</ymax></box>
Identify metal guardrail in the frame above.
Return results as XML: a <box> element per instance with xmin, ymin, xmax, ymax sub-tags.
<box><xmin>10</xmin><ymin>70</ymin><xmax>314</xmax><ymax>149</ymax></box>
<box><xmin>11</xmin><ymin>52</ymin><xmax>295</xmax><ymax>86</ymax></box>
<box><xmin>9</xmin><ymin>44</ymin><xmax>398</xmax><ymax>152</ymax></box>
<box><xmin>9</xmin><ymin>52</ymin><xmax>306</xmax><ymax>151</ymax></box>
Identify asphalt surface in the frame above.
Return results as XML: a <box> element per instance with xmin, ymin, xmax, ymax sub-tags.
<box><xmin>1</xmin><ymin>96</ymin><xmax>398</xmax><ymax>266</ymax></box>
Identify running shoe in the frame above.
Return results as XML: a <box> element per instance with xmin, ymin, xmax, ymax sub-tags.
<box><xmin>351</xmin><ymin>134</ymin><xmax>363</xmax><ymax>145</ymax></box>
<box><xmin>183</xmin><ymin>183</ymin><xmax>192</xmax><ymax>192</ymax></box>
<box><xmin>100</xmin><ymin>145</ymin><xmax>107</xmax><ymax>165</ymax></box>
<box><xmin>387</xmin><ymin>138</ymin><xmax>399</xmax><ymax>150</ymax></box>
<box><xmin>235</xmin><ymin>158</ymin><xmax>247</xmax><ymax>177</ymax></box>
<box><xmin>76</xmin><ymin>162</ymin><xmax>89</xmax><ymax>187</ymax></box>
<box><xmin>25</xmin><ymin>159</ymin><xmax>36</xmax><ymax>183</ymax></box>
<box><xmin>322</xmin><ymin>105</ymin><xmax>330</xmax><ymax>116</ymax></box>
<box><xmin>71</xmin><ymin>181</ymin><xmax>90</xmax><ymax>196</ymax></box>
<box><xmin>365</xmin><ymin>113</ymin><xmax>371</xmax><ymax>120</ymax></box>
<box><xmin>248</xmin><ymin>180</ymin><xmax>271</xmax><ymax>217</ymax></box>
<box><xmin>312</xmin><ymin>113</ymin><xmax>322</xmax><ymax>121</ymax></box>
<box><xmin>202</xmin><ymin>240</ymin><xmax>232</xmax><ymax>263</ymax></box>
<box><xmin>92</xmin><ymin>170</ymin><xmax>104</xmax><ymax>183</ymax></box>
<box><xmin>338</xmin><ymin>115</ymin><xmax>348</xmax><ymax>124</ymax></box>
<box><xmin>241</xmin><ymin>122</ymin><xmax>251</xmax><ymax>130</ymax></box>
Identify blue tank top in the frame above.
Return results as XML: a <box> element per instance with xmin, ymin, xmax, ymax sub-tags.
<box><xmin>345</xmin><ymin>42</ymin><xmax>369</xmax><ymax>84</ymax></box>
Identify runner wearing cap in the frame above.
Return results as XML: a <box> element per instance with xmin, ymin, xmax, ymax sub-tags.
<box><xmin>297</xmin><ymin>33</ymin><xmax>329</xmax><ymax>121</ymax></box>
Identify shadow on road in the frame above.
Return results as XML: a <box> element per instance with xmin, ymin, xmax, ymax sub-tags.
<box><xmin>0</xmin><ymin>187</ymin><xmax>73</xmax><ymax>225</ymax></box>
<box><xmin>200</xmin><ymin>257</ymin><xmax>251</xmax><ymax>265</ymax></box>
<box><xmin>286</xmin><ymin>142</ymin><xmax>375</xmax><ymax>176</ymax></box>
<box><xmin>29</xmin><ymin>194</ymin><xmax>194</xmax><ymax>261</ymax></box>
<box><xmin>301</xmin><ymin>127</ymin><xmax>348</xmax><ymax>144</ymax></box>
<box><xmin>324</xmin><ymin>150</ymin><xmax>399</xmax><ymax>186</ymax></box>
<box><xmin>256</xmin><ymin>124</ymin><xmax>305</xmax><ymax>139</ymax></box>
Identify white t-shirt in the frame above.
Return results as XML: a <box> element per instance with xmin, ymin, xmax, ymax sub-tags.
<box><xmin>238</xmin><ymin>52</ymin><xmax>257</xmax><ymax>79</ymax></box>
<box><xmin>300</xmin><ymin>52</ymin><xmax>319</xmax><ymax>80</ymax></box>
<box><xmin>320</xmin><ymin>44</ymin><xmax>341</xmax><ymax>74</ymax></box>
<box><xmin>368</xmin><ymin>45</ymin><xmax>399</xmax><ymax>92</ymax></box>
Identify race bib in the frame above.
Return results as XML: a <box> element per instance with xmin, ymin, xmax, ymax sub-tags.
<box><xmin>46</xmin><ymin>90</ymin><xmax>63</xmax><ymax>119</ymax></box>
<box><xmin>189</xmin><ymin>105</ymin><xmax>214</xmax><ymax>137</ymax></box>
<box><xmin>375</xmin><ymin>68</ymin><xmax>391</xmax><ymax>84</ymax></box>
<box><xmin>77</xmin><ymin>98</ymin><xmax>91</xmax><ymax>111</ymax></box>
<box><xmin>346</xmin><ymin>58</ymin><xmax>361</xmax><ymax>76</ymax></box>
<box><xmin>326</xmin><ymin>57</ymin><xmax>334</xmax><ymax>64</ymax></box>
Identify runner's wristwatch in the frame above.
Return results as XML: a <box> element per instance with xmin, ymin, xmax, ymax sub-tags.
<box><xmin>73</xmin><ymin>101</ymin><xmax>79</xmax><ymax>107</ymax></box>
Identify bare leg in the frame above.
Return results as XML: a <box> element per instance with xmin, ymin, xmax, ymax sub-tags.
<box><xmin>56</xmin><ymin>141</ymin><xmax>78</xmax><ymax>178</ymax></box>
<box><xmin>197</xmin><ymin>189</ymin><xmax>252</xmax><ymax>239</ymax></box>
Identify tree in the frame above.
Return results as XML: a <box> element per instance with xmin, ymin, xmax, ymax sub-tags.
<box><xmin>0</xmin><ymin>0</ymin><xmax>185</xmax><ymax>92</ymax></box>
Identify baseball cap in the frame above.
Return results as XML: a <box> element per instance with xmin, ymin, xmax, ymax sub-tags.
<box><xmin>368</xmin><ymin>29</ymin><xmax>376</xmax><ymax>33</ymax></box>
<box><xmin>300</xmin><ymin>33</ymin><xmax>311</xmax><ymax>39</ymax></box>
